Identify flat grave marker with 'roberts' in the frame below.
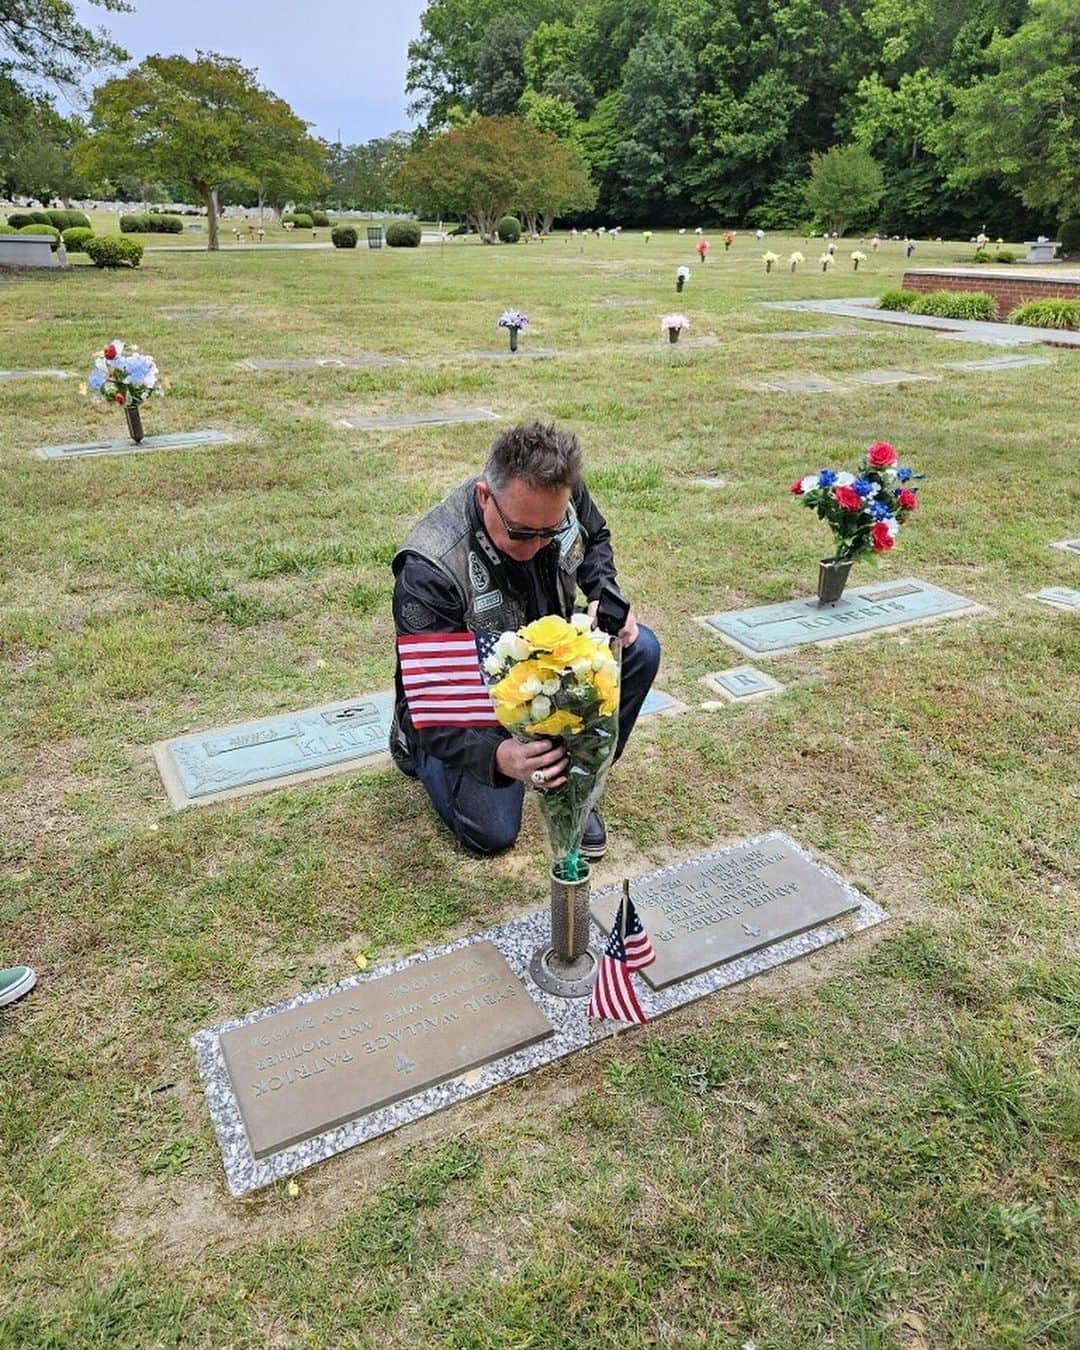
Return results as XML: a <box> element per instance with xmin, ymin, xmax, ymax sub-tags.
<box><xmin>36</xmin><ymin>429</ymin><xmax>232</xmax><ymax>461</ymax></box>
<box><xmin>154</xmin><ymin>692</ymin><xmax>395</xmax><ymax>807</ymax></box>
<box><xmin>699</xmin><ymin>577</ymin><xmax>979</xmax><ymax>657</ymax></box>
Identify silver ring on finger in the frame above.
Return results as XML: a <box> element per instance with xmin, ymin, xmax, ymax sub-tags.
<box><xmin>531</xmin><ymin>769</ymin><xmax>545</xmax><ymax>786</ymax></box>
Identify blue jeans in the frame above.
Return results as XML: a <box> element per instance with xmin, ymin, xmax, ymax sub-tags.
<box><xmin>414</xmin><ymin>625</ymin><xmax>661</xmax><ymax>856</ymax></box>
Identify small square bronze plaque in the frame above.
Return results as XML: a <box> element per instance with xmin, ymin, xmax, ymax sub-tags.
<box><xmin>219</xmin><ymin>942</ymin><xmax>553</xmax><ymax>1159</ymax></box>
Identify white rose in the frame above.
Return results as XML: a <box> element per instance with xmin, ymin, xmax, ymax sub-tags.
<box><xmin>834</xmin><ymin>471</ymin><xmax>855</xmax><ymax>486</ymax></box>
<box><xmin>570</xmin><ymin>612</ymin><xmax>593</xmax><ymax>632</ymax></box>
<box><xmin>529</xmin><ymin>696</ymin><xmax>551</xmax><ymax>721</ymax></box>
<box><xmin>483</xmin><ymin>655</ymin><xmax>503</xmax><ymax>676</ymax></box>
<box><xmin>571</xmin><ymin>658</ymin><xmax>592</xmax><ymax>677</ymax></box>
<box><xmin>541</xmin><ymin>678</ymin><xmax>560</xmax><ymax>695</ymax></box>
<box><xmin>521</xmin><ymin>676</ymin><xmax>542</xmax><ymax>696</ymax></box>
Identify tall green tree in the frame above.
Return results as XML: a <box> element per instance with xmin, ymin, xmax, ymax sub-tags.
<box><xmin>611</xmin><ymin>30</ymin><xmax>695</xmax><ymax>222</ymax></box>
<box><xmin>948</xmin><ymin>0</ymin><xmax>1080</xmax><ymax>225</ymax></box>
<box><xmin>804</xmin><ymin>143</ymin><xmax>885</xmax><ymax>235</ymax></box>
<box><xmin>0</xmin><ymin>0</ymin><xmax>128</xmax><ymax>87</ymax></box>
<box><xmin>75</xmin><ymin>53</ymin><xmax>321</xmax><ymax>250</ymax></box>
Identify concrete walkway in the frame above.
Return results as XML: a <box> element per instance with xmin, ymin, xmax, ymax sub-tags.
<box><xmin>760</xmin><ymin>298</ymin><xmax>1080</xmax><ymax>348</ymax></box>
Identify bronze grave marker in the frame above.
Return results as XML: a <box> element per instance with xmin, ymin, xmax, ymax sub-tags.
<box><xmin>591</xmin><ymin>832</ymin><xmax>860</xmax><ymax>990</ymax></box>
<box><xmin>219</xmin><ymin>942</ymin><xmax>553</xmax><ymax>1159</ymax></box>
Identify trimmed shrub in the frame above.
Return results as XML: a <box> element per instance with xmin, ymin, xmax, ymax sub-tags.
<box><xmin>62</xmin><ymin>226</ymin><xmax>94</xmax><ymax>252</ymax></box>
<box><xmin>312</xmin><ymin>211</ymin><xmax>330</xmax><ymax>227</ymax></box>
<box><xmin>6</xmin><ymin>212</ymin><xmax>35</xmax><ymax>229</ymax></box>
<box><xmin>1009</xmin><ymin>299</ymin><xmax>1080</xmax><ymax>330</ymax></box>
<box><xmin>877</xmin><ymin>289</ymin><xmax>920</xmax><ymax>312</ymax></box>
<box><xmin>46</xmin><ymin>209</ymin><xmax>91</xmax><ymax>230</ymax></box>
<box><xmin>385</xmin><ymin>220</ymin><xmax>421</xmax><ymax>247</ymax></box>
<box><xmin>994</xmin><ymin>250</ymin><xmax>1017</xmax><ymax>263</ymax></box>
<box><xmin>972</xmin><ymin>250</ymin><xmax>992</xmax><ymax>263</ymax></box>
<box><xmin>331</xmin><ymin>225</ymin><xmax>358</xmax><ymax>248</ymax></box>
<box><xmin>1059</xmin><ymin>219</ymin><xmax>1080</xmax><ymax>255</ymax></box>
<box><xmin>18</xmin><ymin>223</ymin><xmax>61</xmax><ymax>250</ymax></box>
<box><xmin>83</xmin><ymin>235</ymin><xmax>143</xmax><ymax>268</ymax></box>
<box><xmin>912</xmin><ymin>290</ymin><xmax>997</xmax><ymax>320</ymax></box>
<box><xmin>282</xmin><ymin>212</ymin><xmax>313</xmax><ymax>229</ymax></box>
<box><xmin>497</xmin><ymin>214</ymin><xmax>522</xmax><ymax>243</ymax></box>
<box><xmin>119</xmin><ymin>212</ymin><xmax>182</xmax><ymax>233</ymax></box>
<box><xmin>25</xmin><ymin>210</ymin><xmax>52</xmax><ymax>226</ymax></box>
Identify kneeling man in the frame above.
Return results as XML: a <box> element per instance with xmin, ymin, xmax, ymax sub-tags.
<box><xmin>390</xmin><ymin>421</ymin><xmax>661</xmax><ymax>857</ymax></box>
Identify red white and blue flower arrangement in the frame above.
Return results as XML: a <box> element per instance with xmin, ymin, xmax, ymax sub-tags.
<box><xmin>81</xmin><ymin>339</ymin><xmax>163</xmax><ymax>443</ymax></box>
<box><xmin>790</xmin><ymin>440</ymin><xmax>924</xmax><ymax>601</ymax></box>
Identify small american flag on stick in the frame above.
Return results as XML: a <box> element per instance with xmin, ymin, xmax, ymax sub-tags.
<box><xmin>588</xmin><ymin>880</ymin><xmax>656</xmax><ymax>1024</ymax></box>
<box><xmin>397</xmin><ymin>631</ymin><xmax>499</xmax><ymax>728</ymax></box>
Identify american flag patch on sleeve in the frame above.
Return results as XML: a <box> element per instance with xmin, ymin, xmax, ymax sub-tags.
<box><xmin>396</xmin><ymin>631</ymin><xmax>499</xmax><ymax>728</ymax></box>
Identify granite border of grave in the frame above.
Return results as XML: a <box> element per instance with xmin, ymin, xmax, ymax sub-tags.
<box><xmin>193</xmin><ymin>828</ymin><xmax>887</xmax><ymax>1195</ymax></box>
<box><xmin>696</xmin><ymin>578</ymin><xmax>987</xmax><ymax>658</ymax></box>
<box><xmin>703</xmin><ymin>667</ymin><xmax>785</xmax><ymax>703</ymax></box>
<box><xmin>35</xmin><ymin>429</ymin><xmax>234</xmax><ymax>461</ymax></box>
<box><xmin>1028</xmin><ymin>586</ymin><xmax>1080</xmax><ymax>612</ymax></box>
<box><xmin>153</xmin><ymin>693</ymin><xmax>394</xmax><ymax>809</ymax></box>
<box><xmin>1049</xmin><ymin>539</ymin><xmax>1080</xmax><ymax>556</ymax></box>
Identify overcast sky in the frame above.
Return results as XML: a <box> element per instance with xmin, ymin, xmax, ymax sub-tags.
<box><xmin>71</xmin><ymin>0</ymin><xmax>429</xmax><ymax>142</ymax></box>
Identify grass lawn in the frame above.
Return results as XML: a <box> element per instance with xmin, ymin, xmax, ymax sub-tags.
<box><xmin>1</xmin><ymin>230</ymin><xmax>1077</xmax><ymax>1348</ymax></box>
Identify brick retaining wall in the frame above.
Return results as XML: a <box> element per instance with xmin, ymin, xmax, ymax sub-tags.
<box><xmin>902</xmin><ymin>269</ymin><xmax>1080</xmax><ymax>316</ymax></box>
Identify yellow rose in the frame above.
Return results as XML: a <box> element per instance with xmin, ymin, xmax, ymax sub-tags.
<box><xmin>594</xmin><ymin>665</ymin><xmax>619</xmax><ymax>716</ymax></box>
<box><xmin>520</xmin><ymin>614</ymin><xmax>577</xmax><ymax>651</ymax></box>
<box><xmin>527</xmin><ymin>709</ymin><xmax>584</xmax><ymax>737</ymax></box>
<box><xmin>490</xmin><ymin>659</ymin><xmax>547</xmax><ymax>709</ymax></box>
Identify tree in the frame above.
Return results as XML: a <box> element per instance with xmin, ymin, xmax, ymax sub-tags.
<box><xmin>75</xmin><ymin>53</ymin><xmax>321</xmax><ymax>250</ymax></box>
<box><xmin>393</xmin><ymin>115</ymin><xmax>595</xmax><ymax>237</ymax></box>
<box><xmin>0</xmin><ymin>0</ymin><xmax>128</xmax><ymax>87</ymax></box>
<box><xmin>948</xmin><ymin>0</ymin><xmax>1080</xmax><ymax>224</ymax></box>
<box><xmin>611</xmin><ymin>31</ymin><xmax>696</xmax><ymax>222</ymax></box>
<box><xmin>804</xmin><ymin>143</ymin><xmax>884</xmax><ymax>234</ymax></box>
<box><xmin>473</xmin><ymin>12</ymin><xmax>533</xmax><ymax>114</ymax></box>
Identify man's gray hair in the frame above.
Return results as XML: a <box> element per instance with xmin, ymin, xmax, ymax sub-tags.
<box><xmin>483</xmin><ymin>421</ymin><xmax>582</xmax><ymax>493</ymax></box>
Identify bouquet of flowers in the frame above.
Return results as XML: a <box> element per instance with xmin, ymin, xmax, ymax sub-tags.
<box><xmin>497</xmin><ymin>309</ymin><xmax>529</xmax><ymax>351</ymax></box>
<box><xmin>723</xmin><ymin>231</ymin><xmax>736</xmax><ymax>251</ymax></box>
<box><xmin>676</xmin><ymin>265</ymin><xmax>690</xmax><ymax>293</ymax></box>
<box><xmin>790</xmin><ymin>441</ymin><xmax>923</xmax><ymax>562</ymax></box>
<box><xmin>762</xmin><ymin>251</ymin><xmax>779</xmax><ymax>273</ymax></box>
<box><xmin>789</xmin><ymin>251</ymin><xmax>804</xmax><ymax>272</ymax></box>
<box><xmin>819</xmin><ymin>252</ymin><xmax>834</xmax><ymax>271</ymax></box>
<box><xmin>851</xmin><ymin>250</ymin><xmax>867</xmax><ymax>271</ymax></box>
<box><xmin>485</xmin><ymin>614</ymin><xmax>620</xmax><ymax>882</ymax></box>
<box><xmin>82</xmin><ymin>340</ymin><xmax>162</xmax><ymax>408</ymax></box>
<box><xmin>661</xmin><ymin>312</ymin><xmax>689</xmax><ymax>343</ymax></box>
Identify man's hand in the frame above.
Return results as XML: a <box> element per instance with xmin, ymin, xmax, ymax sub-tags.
<box><xmin>586</xmin><ymin>599</ymin><xmax>639</xmax><ymax>649</ymax></box>
<box><xmin>496</xmin><ymin>737</ymin><xmax>569</xmax><ymax>788</ymax></box>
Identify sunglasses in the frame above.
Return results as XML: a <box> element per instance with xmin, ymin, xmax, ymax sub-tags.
<box><xmin>488</xmin><ymin>491</ymin><xmax>569</xmax><ymax>542</ymax></box>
